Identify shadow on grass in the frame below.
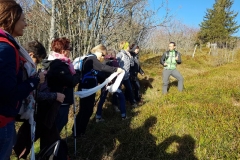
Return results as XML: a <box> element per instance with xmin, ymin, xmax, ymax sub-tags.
<box><xmin>67</xmin><ymin>114</ymin><xmax>197</xmax><ymax>160</ymax></box>
<box><xmin>168</xmin><ymin>80</ymin><xmax>185</xmax><ymax>93</ymax></box>
<box><xmin>138</xmin><ymin>76</ymin><xmax>154</xmax><ymax>96</ymax></box>
<box><xmin>66</xmin><ymin>103</ymin><xmax>140</xmax><ymax>160</ymax></box>
<box><xmin>158</xmin><ymin>134</ymin><xmax>198</xmax><ymax>160</ymax></box>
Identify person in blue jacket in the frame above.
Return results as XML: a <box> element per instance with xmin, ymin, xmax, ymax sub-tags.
<box><xmin>0</xmin><ymin>1</ymin><xmax>43</xmax><ymax>159</ymax></box>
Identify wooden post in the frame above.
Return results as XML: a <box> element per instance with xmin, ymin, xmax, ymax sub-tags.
<box><xmin>192</xmin><ymin>44</ymin><xmax>197</xmax><ymax>58</ymax></box>
<box><xmin>208</xmin><ymin>47</ymin><xmax>211</xmax><ymax>55</ymax></box>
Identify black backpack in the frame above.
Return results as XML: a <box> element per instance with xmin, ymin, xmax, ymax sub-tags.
<box><xmin>36</xmin><ymin>139</ymin><xmax>69</xmax><ymax>160</ymax></box>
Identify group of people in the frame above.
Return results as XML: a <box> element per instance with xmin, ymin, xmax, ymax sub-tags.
<box><xmin>0</xmin><ymin>1</ymin><xmax>184</xmax><ymax>160</ymax></box>
<box><xmin>74</xmin><ymin>42</ymin><xmax>145</xmax><ymax>137</ymax></box>
<box><xmin>0</xmin><ymin>1</ymin><xmax>146</xmax><ymax>159</ymax></box>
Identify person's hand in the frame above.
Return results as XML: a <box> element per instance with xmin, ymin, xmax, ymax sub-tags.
<box><xmin>38</xmin><ymin>72</ymin><xmax>45</xmax><ymax>84</ymax></box>
<box><xmin>56</xmin><ymin>93</ymin><xmax>65</xmax><ymax>103</ymax></box>
<box><xmin>116</xmin><ymin>68</ymin><xmax>123</xmax><ymax>74</ymax></box>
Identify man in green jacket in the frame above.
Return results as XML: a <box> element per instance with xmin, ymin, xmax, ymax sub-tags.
<box><xmin>160</xmin><ymin>42</ymin><xmax>184</xmax><ymax>94</ymax></box>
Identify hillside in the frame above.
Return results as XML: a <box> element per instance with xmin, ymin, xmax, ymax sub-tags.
<box><xmin>12</xmin><ymin>50</ymin><xmax>240</xmax><ymax>160</ymax></box>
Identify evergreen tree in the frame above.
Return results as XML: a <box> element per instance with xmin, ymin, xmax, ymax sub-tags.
<box><xmin>198</xmin><ymin>0</ymin><xmax>239</xmax><ymax>46</ymax></box>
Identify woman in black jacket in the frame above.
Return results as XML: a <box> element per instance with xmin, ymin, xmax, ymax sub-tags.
<box><xmin>74</xmin><ymin>44</ymin><xmax>123</xmax><ymax>136</ymax></box>
<box><xmin>129</xmin><ymin>44</ymin><xmax>145</xmax><ymax>104</ymax></box>
<box><xmin>45</xmin><ymin>37</ymin><xmax>80</xmax><ymax>133</ymax></box>
<box><xmin>13</xmin><ymin>40</ymin><xmax>67</xmax><ymax>159</ymax></box>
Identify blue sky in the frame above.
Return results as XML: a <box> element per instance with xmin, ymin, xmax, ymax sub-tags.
<box><xmin>150</xmin><ymin>0</ymin><xmax>240</xmax><ymax>36</ymax></box>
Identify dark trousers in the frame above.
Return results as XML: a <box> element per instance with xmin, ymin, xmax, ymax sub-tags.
<box><xmin>13</xmin><ymin>120</ymin><xmax>60</xmax><ymax>159</ymax></box>
<box><xmin>122</xmin><ymin>78</ymin><xmax>136</xmax><ymax>105</ymax></box>
<box><xmin>130</xmin><ymin>77</ymin><xmax>141</xmax><ymax>102</ymax></box>
<box><xmin>75</xmin><ymin>93</ymin><xmax>96</xmax><ymax>135</ymax></box>
<box><xmin>55</xmin><ymin>105</ymin><xmax>70</xmax><ymax>133</ymax></box>
<box><xmin>37</xmin><ymin>122</ymin><xmax>60</xmax><ymax>150</ymax></box>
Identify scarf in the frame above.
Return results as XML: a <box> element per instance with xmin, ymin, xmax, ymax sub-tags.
<box><xmin>48</xmin><ymin>51</ymin><xmax>76</xmax><ymax>75</ymax></box>
<box><xmin>15</xmin><ymin>38</ymin><xmax>36</xmax><ymax>125</ymax></box>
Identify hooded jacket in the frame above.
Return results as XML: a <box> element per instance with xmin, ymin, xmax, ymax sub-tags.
<box><xmin>116</xmin><ymin>50</ymin><xmax>134</xmax><ymax>80</ymax></box>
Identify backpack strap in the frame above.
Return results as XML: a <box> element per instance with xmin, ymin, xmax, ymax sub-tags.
<box><xmin>0</xmin><ymin>37</ymin><xmax>20</xmax><ymax>74</ymax></box>
<box><xmin>165</xmin><ymin>51</ymin><xmax>169</xmax><ymax>61</ymax></box>
<box><xmin>80</xmin><ymin>54</ymin><xmax>95</xmax><ymax>72</ymax></box>
<box><xmin>175</xmin><ymin>50</ymin><xmax>179</xmax><ymax>57</ymax></box>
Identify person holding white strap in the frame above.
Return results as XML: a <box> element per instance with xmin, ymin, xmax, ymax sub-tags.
<box><xmin>74</xmin><ymin>44</ymin><xmax>123</xmax><ymax>136</ymax></box>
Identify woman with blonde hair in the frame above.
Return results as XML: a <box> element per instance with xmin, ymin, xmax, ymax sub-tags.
<box><xmin>0</xmin><ymin>1</ymin><xmax>43</xmax><ymax>159</ymax></box>
<box><xmin>74</xmin><ymin>44</ymin><xmax>123</xmax><ymax>136</ymax></box>
<box><xmin>116</xmin><ymin>41</ymin><xmax>137</xmax><ymax>107</ymax></box>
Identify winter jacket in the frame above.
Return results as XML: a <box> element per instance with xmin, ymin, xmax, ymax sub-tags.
<box><xmin>0</xmin><ymin>30</ymin><xmax>39</xmax><ymax>117</ymax></box>
<box><xmin>130</xmin><ymin>51</ymin><xmax>144</xmax><ymax>77</ymax></box>
<box><xmin>42</xmin><ymin>59</ymin><xmax>80</xmax><ymax>105</ymax></box>
<box><xmin>116</xmin><ymin>50</ymin><xmax>134</xmax><ymax>80</ymax></box>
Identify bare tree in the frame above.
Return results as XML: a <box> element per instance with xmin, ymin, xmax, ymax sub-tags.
<box><xmin>143</xmin><ymin>20</ymin><xmax>199</xmax><ymax>54</ymax></box>
<box><xmin>17</xmin><ymin>0</ymin><xmax>172</xmax><ymax>57</ymax></box>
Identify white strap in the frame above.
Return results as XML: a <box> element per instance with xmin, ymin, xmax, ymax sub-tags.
<box><xmin>75</xmin><ymin>71</ymin><xmax>122</xmax><ymax>98</ymax></box>
<box><xmin>106</xmin><ymin>70</ymin><xmax>125</xmax><ymax>93</ymax></box>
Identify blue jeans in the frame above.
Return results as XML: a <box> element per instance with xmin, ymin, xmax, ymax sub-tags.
<box><xmin>96</xmin><ymin>88</ymin><xmax>126</xmax><ymax>118</ymax></box>
<box><xmin>122</xmin><ymin>79</ymin><xmax>136</xmax><ymax>105</ymax></box>
<box><xmin>0</xmin><ymin>121</ymin><xmax>16</xmax><ymax>160</ymax></box>
<box><xmin>113</xmin><ymin>91</ymin><xmax>126</xmax><ymax>117</ymax></box>
<box><xmin>96</xmin><ymin>88</ymin><xmax>108</xmax><ymax>118</ymax></box>
<box><xmin>55</xmin><ymin>105</ymin><xmax>70</xmax><ymax>133</ymax></box>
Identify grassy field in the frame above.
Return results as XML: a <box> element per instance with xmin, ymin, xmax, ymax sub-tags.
<box><xmin>12</xmin><ymin>49</ymin><xmax>240</xmax><ymax>160</ymax></box>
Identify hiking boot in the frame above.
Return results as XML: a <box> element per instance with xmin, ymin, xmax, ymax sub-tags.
<box><xmin>113</xmin><ymin>105</ymin><xmax>120</xmax><ymax>112</ymax></box>
<box><xmin>96</xmin><ymin>118</ymin><xmax>105</xmax><ymax>123</ymax></box>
